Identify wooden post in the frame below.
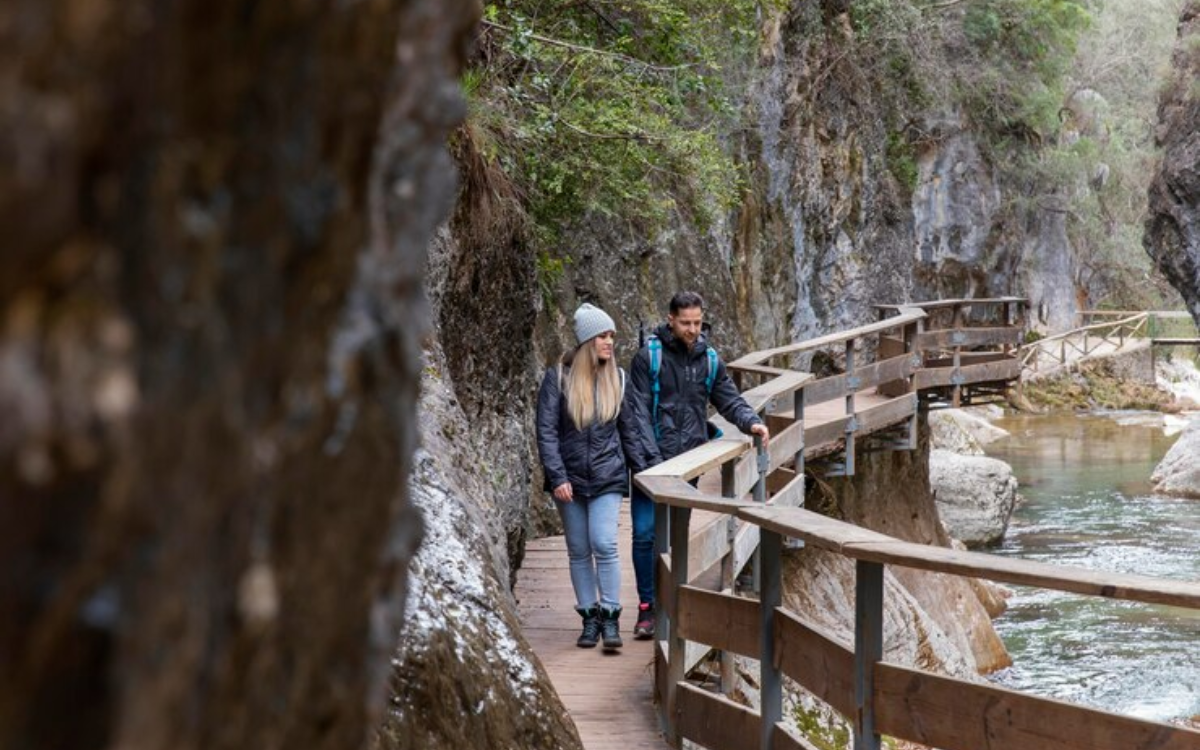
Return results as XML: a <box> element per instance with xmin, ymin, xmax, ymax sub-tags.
<box><xmin>760</xmin><ymin>530</ymin><xmax>783</xmax><ymax>750</ymax></box>
<box><xmin>844</xmin><ymin>339</ymin><xmax>856</xmax><ymax>475</ymax></box>
<box><xmin>654</xmin><ymin>500</ymin><xmax>668</xmax><ymax>652</ymax></box>
<box><xmin>666</xmin><ymin>505</ymin><xmax>691</xmax><ymax>748</ymax></box>
<box><xmin>854</xmin><ymin>560</ymin><xmax>884</xmax><ymax>750</ymax></box>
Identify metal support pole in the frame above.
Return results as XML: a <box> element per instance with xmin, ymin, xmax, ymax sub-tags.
<box><xmin>666</xmin><ymin>505</ymin><xmax>691</xmax><ymax>748</ymax></box>
<box><xmin>844</xmin><ymin>339</ymin><xmax>856</xmax><ymax>476</ymax></box>
<box><xmin>793</xmin><ymin>390</ymin><xmax>805</xmax><ymax>480</ymax></box>
<box><xmin>760</xmin><ymin>530</ymin><xmax>783</xmax><ymax>750</ymax></box>
<box><xmin>751</xmin><ymin>435</ymin><xmax>767</xmax><ymax>593</ymax></box>
<box><xmin>952</xmin><ymin>303</ymin><xmax>964</xmax><ymax>408</ymax></box>
<box><xmin>854</xmin><ymin>560</ymin><xmax>884</xmax><ymax>750</ymax></box>
<box><xmin>720</xmin><ymin>460</ymin><xmax>737</xmax><ymax>693</ymax></box>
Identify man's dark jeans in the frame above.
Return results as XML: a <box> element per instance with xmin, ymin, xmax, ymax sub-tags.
<box><xmin>630</xmin><ymin>482</ymin><xmax>656</xmax><ymax>606</ymax></box>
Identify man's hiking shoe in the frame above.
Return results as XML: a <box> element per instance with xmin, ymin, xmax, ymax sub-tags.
<box><xmin>576</xmin><ymin>606</ymin><xmax>601</xmax><ymax>648</ymax></box>
<box><xmin>600</xmin><ymin>606</ymin><xmax>623</xmax><ymax>650</ymax></box>
<box><xmin>633</xmin><ymin>602</ymin><xmax>655</xmax><ymax>640</ymax></box>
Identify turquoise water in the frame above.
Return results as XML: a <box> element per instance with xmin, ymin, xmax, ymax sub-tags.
<box><xmin>983</xmin><ymin>412</ymin><xmax>1200</xmax><ymax>723</ymax></box>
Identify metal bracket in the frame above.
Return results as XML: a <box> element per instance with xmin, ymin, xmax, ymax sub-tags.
<box><xmin>846</xmin><ymin>375</ymin><xmax>862</xmax><ymax>391</ymax></box>
<box><xmin>950</xmin><ymin>372</ymin><xmax>966</xmax><ymax>386</ymax></box>
<box><xmin>950</xmin><ymin>331</ymin><xmax>967</xmax><ymax>346</ymax></box>
<box><xmin>846</xmin><ymin>416</ymin><xmax>859</xmax><ymax>432</ymax></box>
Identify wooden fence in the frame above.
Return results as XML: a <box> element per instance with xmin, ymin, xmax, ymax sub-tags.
<box><xmin>634</xmin><ymin>297</ymin><xmax>1200</xmax><ymax>750</ymax></box>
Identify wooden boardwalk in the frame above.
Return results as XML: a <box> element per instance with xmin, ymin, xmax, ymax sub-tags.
<box><xmin>515</xmin><ymin>499</ymin><xmax>666</xmax><ymax>749</ymax></box>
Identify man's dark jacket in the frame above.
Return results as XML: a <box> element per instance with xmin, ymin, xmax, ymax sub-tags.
<box><xmin>629</xmin><ymin>324</ymin><xmax>762</xmax><ymax>465</ymax></box>
<box><xmin>536</xmin><ymin>363</ymin><xmax>653</xmax><ymax>500</ymax></box>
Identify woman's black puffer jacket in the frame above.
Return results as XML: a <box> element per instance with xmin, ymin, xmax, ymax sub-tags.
<box><xmin>536</xmin><ymin>363</ymin><xmax>651</xmax><ymax>500</ymax></box>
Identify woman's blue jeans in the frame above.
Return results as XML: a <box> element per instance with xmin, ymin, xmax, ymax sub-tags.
<box><xmin>556</xmin><ymin>492</ymin><xmax>622</xmax><ymax>610</ymax></box>
<box><xmin>630</xmin><ymin>484</ymin><xmax>655</xmax><ymax>606</ymax></box>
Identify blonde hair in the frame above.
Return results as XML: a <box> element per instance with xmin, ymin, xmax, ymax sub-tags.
<box><xmin>564</xmin><ymin>342</ymin><xmax>622</xmax><ymax>430</ymax></box>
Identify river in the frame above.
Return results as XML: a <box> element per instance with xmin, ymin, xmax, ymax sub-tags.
<box><xmin>983</xmin><ymin>411</ymin><xmax>1200</xmax><ymax>723</ymax></box>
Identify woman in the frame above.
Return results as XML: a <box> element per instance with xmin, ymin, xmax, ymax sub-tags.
<box><xmin>536</xmin><ymin>303</ymin><xmax>647</xmax><ymax>650</ymax></box>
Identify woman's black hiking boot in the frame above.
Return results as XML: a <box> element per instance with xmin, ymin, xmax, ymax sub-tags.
<box><xmin>600</xmin><ymin>606</ymin><xmax>623</xmax><ymax>650</ymax></box>
<box><xmin>576</xmin><ymin>606</ymin><xmax>601</xmax><ymax>648</ymax></box>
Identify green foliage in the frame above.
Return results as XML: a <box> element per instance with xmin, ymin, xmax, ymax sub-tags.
<box><xmin>792</xmin><ymin>706</ymin><xmax>850</xmax><ymax>750</ymax></box>
<box><xmin>467</xmin><ymin>0</ymin><xmax>784</xmax><ymax>241</ymax></box>
<box><xmin>535</xmin><ymin>250</ymin><xmax>567</xmax><ymax>309</ymax></box>
<box><xmin>958</xmin><ymin>0</ymin><xmax>1092</xmax><ymax>142</ymax></box>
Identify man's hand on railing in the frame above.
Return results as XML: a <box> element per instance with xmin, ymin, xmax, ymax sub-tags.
<box><xmin>750</xmin><ymin>423</ymin><xmax>770</xmax><ymax>447</ymax></box>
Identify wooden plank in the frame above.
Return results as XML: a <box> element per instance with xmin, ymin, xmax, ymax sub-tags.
<box><xmin>916</xmin><ymin>326</ymin><xmax>1023</xmax><ymax>350</ymax></box>
<box><xmin>730</xmin><ymin>310</ymin><xmax>927</xmax><ymax>368</ymax></box>
<box><xmin>766</xmin><ymin>466</ymin><xmax>796</xmax><ymax>495</ymax></box>
<box><xmin>677</xmin><ymin>586</ymin><xmax>761</xmax><ymax>658</ymax></box>
<box><xmin>737</xmin><ymin>506</ymin><xmax>1200</xmax><ymax>610</ymax></box>
<box><xmin>1152</xmin><ymin>338</ymin><xmax>1200</xmax><ymax>346</ymax></box>
<box><xmin>855</xmin><ymin>394</ymin><xmax>917</xmax><ymax>434</ymax></box>
<box><xmin>634</xmin><ymin>475</ymin><xmax>759</xmax><ymax>514</ymax></box>
<box><xmin>1080</xmin><ymin>309</ymin><xmax>1191</xmax><ymax>318</ymax></box>
<box><xmin>804</xmin><ymin>413</ymin><xmax>852</xmax><ymax>453</ymax></box>
<box><xmin>774</xmin><ymin>608</ymin><xmax>856</xmax><ymax>718</ymax></box>
<box><xmin>875</xmin><ymin>297</ymin><xmax>1026</xmax><ymax>312</ymax></box>
<box><xmin>767</xmin><ymin>472</ymin><xmax>805</xmax><ymax>509</ymax></box>
<box><xmin>737</xmin><ymin>506</ymin><xmax>893</xmax><ymax>553</ymax></box>
<box><xmin>914</xmin><ymin>358</ymin><xmax>1021</xmax><ymax>389</ymax></box>
<box><xmin>676</xmin><ymin>683</ymin><xmax>761</xmax><ymax>750</ymax></box>
<box><xmin>802</xmin><ymin>353</ymin><xmax>918</xmax><ymax>406</ymax></box>
<box><xmin>727</xmin><ymin>361</ymin><xmax>789</xmax><ymax>378</ymax></box>
<box><xmin>639</xmin><ymin>438</ymin><xmax>748</xmax><ymax>480</ymax></box>
<box><xmin>874</xmin><ymin>663</ymin><xmax>1200</xmax><ymax>750</ymax></box>
<box><xmin>731</xmin><ymin>449</ymin><xmax>760</xmax><ymax>499</ymax></box>
<box><xmin>846</xmin><ymin>537</ymin><xmax>1200</xmax><ymax>609</ymax></box>
<box><xmin>688</xmin><ymin>513</ymin><xmax>733</xmax><ymax>584</ymax></box>
<box><xmin>738</xmin><ymin>370</ymin><xmax>814</xmax><ymax>412</ymax></box>
<box><xmin>728</xmin><ymin>520</ymin><xmax>760</xmax><ymax>582</ymax></box>
<box><xmin>767</xmin><ymin>418</ymin><xmax>805</xmax><ymax>476</ymax></box>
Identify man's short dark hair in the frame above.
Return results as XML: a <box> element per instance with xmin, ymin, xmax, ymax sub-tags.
<box><xmin>669</xmin><ymin>291</ymin><xmax>705</xmax><ymax>315</ymax></box>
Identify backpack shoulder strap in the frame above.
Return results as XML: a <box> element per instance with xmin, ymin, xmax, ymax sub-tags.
<box><xmin>704</xmin><ymin>346</ymin><xmax>719</xmax><ymax>394</ymax></box>
<box><xmin>647</xmin><ymin>336</ymin><xmax>663</xmax><ymax>440</ymax></box>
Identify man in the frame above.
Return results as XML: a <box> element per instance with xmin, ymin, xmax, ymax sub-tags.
<box><xmin>627</xmin><ymin>291</ymin><xmax>769</xmax><ymax>638</ymax></box>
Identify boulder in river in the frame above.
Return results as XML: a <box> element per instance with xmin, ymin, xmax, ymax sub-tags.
<box><xmin>1151</xmin><ymin>420</ymin><xmax>1200</xmax><ymax>499</ymax></box>
<box><xmin>930</xmin><ymin>449</ymin><xmax>1019</xmax><ymax>547</ymax></box>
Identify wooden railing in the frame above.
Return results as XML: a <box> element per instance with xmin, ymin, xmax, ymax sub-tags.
<box><xmin>1079</xmin><ymin>309</ymin><xmax>1200</xmax><ymax>348</ymax></box>
<box><xmin>728</xmin><ymin>298</ymin><xmax>1025</xmax><ymax>478</ymax></box>
<box><xmin>633</xmin><ymin>477</ymin><xmax>1200</xmax><ymax>750</ymax></box>
<box><xmin>1019</xmin><ymin>312</ymin><xmax>1149</xmax><ymax>373</ymax></box>
<box><xmin>634</xmin><ymin>297</ymin><xmax>1200</xmax><ymax>750</ymax></box>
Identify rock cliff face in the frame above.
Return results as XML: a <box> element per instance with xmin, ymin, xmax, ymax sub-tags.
<box><xmin>0</xmin><ymin>1</ymin><xmax>471</xmax><ymax>748</ymax></box>
<box><xmin>1145</xmin><ymin>2</ymin><xmax>1200</xmax><ymax>326</ymax></box>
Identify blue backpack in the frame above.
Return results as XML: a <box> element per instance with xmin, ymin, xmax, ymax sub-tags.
<box><xmin>646</xmin><ymin>334</ymin><xmax>720</xmax><ymax>441</ymax></box>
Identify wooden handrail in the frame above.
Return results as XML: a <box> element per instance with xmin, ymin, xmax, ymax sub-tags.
<box><xmin>738</xmin><ymin>505</ymin><xmax>1200</xmax><ymax>610</ymax></box>
<box><xmin>637</xmin><ymin>298</ymin><xmax>1200</xmax><ymax>750</ymax></box>
<box><xmin>874</xmin><ymin>296</ymin><xmax>1026</xmax><ymax>312</ymax></box>
<box><xmin>729</xmin><ymin>308</ymin><xmax>926</xmax><ymax>369</ymax></box>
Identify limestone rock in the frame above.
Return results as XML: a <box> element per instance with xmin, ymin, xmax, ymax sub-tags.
<box><xmin>929</xmin><ymin>408</ymin><xmax>1010</xmax><ymax>455</ymax></box>
<box><xmin>930</xmin><ymin>449</ymin><xmax>1019</xmax><ymax>547</ymax></box>
<box><xmin>1151</xmin><ymin>421</ymin><xmax>1200</xmax><ymax>499</ymax></box>
<box><xmin>1144</xmin><ymin>2</ymin><xmax>1200</xmax><ymax>327</ymax></box>
<box><xmin>0</xmin><ymin>2</ymin><xmax>474</xmax><ymax>748</ymax></box>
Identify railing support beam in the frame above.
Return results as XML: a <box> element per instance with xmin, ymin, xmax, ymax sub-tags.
<box><xmin>855</xmin><ymin>560</ymin><xmax>884</xmax><ymax>750</ymax></box>
<box><xmin>760</xmin><ymin>530</ymin><xmax>783</xmax><ymax>750</ymax></box>
<box><xmin>665</xmin><ymin>505</ymin><xmax>691</xmax><ymax>748</ymax></box>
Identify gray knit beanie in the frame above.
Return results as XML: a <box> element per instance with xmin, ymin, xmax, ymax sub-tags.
<box><xmin>573</xmin><ymin>303</ymin><xmax>616</xmax><ymax>345</ymax></box>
